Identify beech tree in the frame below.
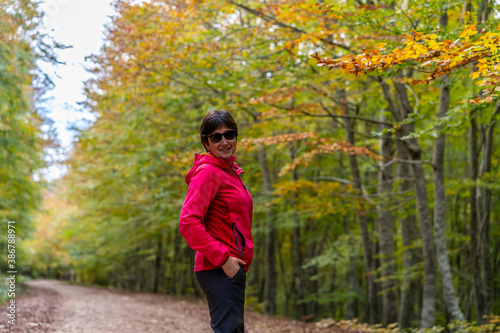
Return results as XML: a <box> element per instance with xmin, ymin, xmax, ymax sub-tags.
<box><xmin>0</xmin><ymin>0</ymin><xmax>59</xmax><ymax>278</ymax></box>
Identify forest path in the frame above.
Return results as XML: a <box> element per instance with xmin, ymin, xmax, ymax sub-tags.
<box><xmin>1</xmin><ymin>279</ymin><xmax>342</xmax><ymax>333</ymax></box>
<box><xmin>25</xmin><ymin>279</ymin><xmax>208</xmax><ymax>332</ymax></box>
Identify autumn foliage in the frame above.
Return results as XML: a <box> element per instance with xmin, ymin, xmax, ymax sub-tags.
<box><xmin>312</xmin><ymin>23</ymin><xmax>500</xmax><ymax>104</ymax></box>
<box><xmin>22</xmin><ymin>0</ymin><xmax>500</xmax><ymax>331</ymax></box>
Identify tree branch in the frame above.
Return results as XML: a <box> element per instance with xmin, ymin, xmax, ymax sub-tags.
<box><xmin>306</xmin><ymin>176</ymin><xmax>353</xmax><ymax>185</ymax></box>
<box><xmin>226</xmin><ymin>0</ymin><xmax>351</xmax><ymax>51</ymax></box>
<box><xmin>316</xmin><ymin>101</ymin><xmax>393</xmax><ymax>126</ymax></box>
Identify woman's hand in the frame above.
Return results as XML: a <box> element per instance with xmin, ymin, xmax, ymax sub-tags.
<box><xmin>222</xmin><ymin>256</ymin><xmax>246</xmax><ymax>278</ymax></box>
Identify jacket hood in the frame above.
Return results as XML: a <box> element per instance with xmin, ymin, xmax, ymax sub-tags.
<box><xmin>185</xmin><ymin>152</ymin><xmax>244</xmax><ymax>185</ymax></box>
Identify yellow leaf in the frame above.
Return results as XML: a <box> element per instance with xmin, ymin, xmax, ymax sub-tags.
<box><xmin>471</xmin><ymin>72</ymin><xmax>481</xmax><ymax>80</ymax></box>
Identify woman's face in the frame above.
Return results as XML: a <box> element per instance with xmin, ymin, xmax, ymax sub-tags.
<box><xmin>204</xmin><ymin>125</ymin><xmax>237</xmax><ymax>160</ymax></box>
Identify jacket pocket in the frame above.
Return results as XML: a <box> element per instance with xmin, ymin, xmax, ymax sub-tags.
<box><xmin>231</xmin><ymin>223</ymin><xmax>245</xmax><ymax>259</ymax></box>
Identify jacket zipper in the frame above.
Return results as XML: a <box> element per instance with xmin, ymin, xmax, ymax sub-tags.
<box><xmin>232</xmin><ymin>223</ymin><xmax>245</xmax><ymax>259</ymax></box>
<box><xmin>228</xmin><ymin>165</ymin><xmax>251</xmax><ymax>259</ymax></box>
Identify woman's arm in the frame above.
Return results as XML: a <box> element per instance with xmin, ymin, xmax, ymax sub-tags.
<box><xmin>179</xmin><ymin>167</ymin><xmax>230</xmax><ymax>267</ymax></box>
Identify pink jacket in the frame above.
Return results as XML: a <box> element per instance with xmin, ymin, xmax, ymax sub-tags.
<box><xmin>179</xmin><ymin>152</ymin><xmax>253</xmax><ymax>272</ymax></box>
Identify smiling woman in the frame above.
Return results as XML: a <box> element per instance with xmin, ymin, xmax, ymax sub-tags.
<box><xmin>204</xmin><ymin>127</ymin><xmax>238</xmax><ymax>159</ymax></box>
<box><xmin>179</xmin><ymin>110</ymin><xmax>253</xmax><ymax>333</ymax></box>
<box><xmin>200</xmin><ymin>111</ymin><xmax>238</xmax><ymax>159</ymax></box>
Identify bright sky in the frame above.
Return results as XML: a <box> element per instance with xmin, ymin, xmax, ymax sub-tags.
<box><xmin>38</xmin><ymin>0</ymin><xmax>115</xmax><ymax>180</ymax></box>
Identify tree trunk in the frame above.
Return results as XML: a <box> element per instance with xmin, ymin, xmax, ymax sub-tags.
<box><xmin>338</xmin><ymin>88</ymin><xmax>377</xmax><ymax>324</ymax></box>
<box><xmin>377</xmin><ymin>77</ymin><xmax>422</xmax><ymax>328</ymax></box>
<box><xmin>471</xmin><ymin>5</ymin><xmax>493</xmax><ymax>321</ymax></box>
<box><xmin>397</xmin><ymin>149</ymin><xmax>421</xmax><ymax>329</ymax></box>
<box><xmin>345</xmin><ymin>215</ymin><xmax>361</xmax><ymax>319</ymax></box>
<box><xmin>278</xmin><ymin>234</ymin><xmax>290</xmax><ymax>317</ymax></box>
<box><xmin>393</xmin><ymin>80</ymin><xmax>437</xmax><ymax>328</ymax></box>
<box><xmin>469</xmin><ymin>115</ymin><xmax>485</xmax><ymax>323</ymax></box>
<box><xmin>153</xmin><ymin>232</ymin><xmax>163</xmax><ymax>293</ymax></box>
<box><xmin>376</xmin><ymin>113</ymin><xmax>398</xmax><ymax>325</ymax></box>
<box><xmin>432</xmin><ymin>73</ymin><xmax>466</xmax><ymax>322</ymax></box>
<box><xmin>477</xmin><ymin>0</ymin><xmax>488</xmax><ymax>23</ymax></box>
<box><xmin>173</xmin><ymin>231</ymin><xmax>181</xmax><ymax>294</ymax></box>
<box><xmin>478</xmin><ymin>102</ymin><xmax>500</xmax><ymax>316</ymax></box>
<box><xmin>304</xmin><ymin>227</ymin><xmax>319</xmax><ymax>317</ymax></box>
<box><xmin>258</xmin><ymin>146</ymin><xmax>278</xmax><ymax>315</ymax></box>
<box><xmin>289</xmin><ymin>142</ymin><xmax>307</xmax><ymax>318</ymax></box>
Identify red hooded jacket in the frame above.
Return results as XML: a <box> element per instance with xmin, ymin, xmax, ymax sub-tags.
<box><xmin>179</xmin><ymin>152</ymin><xmax>253</xmax><ymax>272</ymax></box>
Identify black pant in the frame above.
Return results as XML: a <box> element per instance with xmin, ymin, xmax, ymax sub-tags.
<box><xmin>195</xmin><ymin>267</ymin><xmax>246</xmax><ymax>333</ymax></box>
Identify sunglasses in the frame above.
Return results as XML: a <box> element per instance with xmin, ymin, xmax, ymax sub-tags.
<box><xmin>208</xmin><ymin>130</ymin><xmax>238</xmax><ymax>144</ymax></box>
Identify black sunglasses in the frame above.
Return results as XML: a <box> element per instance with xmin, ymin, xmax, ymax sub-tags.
<box><xmin>208</xmin><ymin>130</ymin><xmax>238</xmax><ymax>144</ymax></box>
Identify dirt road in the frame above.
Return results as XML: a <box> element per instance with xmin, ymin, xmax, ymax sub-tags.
<box><xmin>0</xmin><ymin>279</ymin><xmax>342</xmax><ymax>333</ymax></box>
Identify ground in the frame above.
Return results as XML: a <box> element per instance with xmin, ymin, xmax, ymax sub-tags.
<box><xmin>0</xmin><ymin>279</ymin><xmax>347</xmax><ymax>333</ymax></box>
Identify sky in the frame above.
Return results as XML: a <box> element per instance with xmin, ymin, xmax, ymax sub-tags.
<box><xmin>38</xmin><ymin>0</ymin><xmax>115</xmax><ymax>180</ymax></box>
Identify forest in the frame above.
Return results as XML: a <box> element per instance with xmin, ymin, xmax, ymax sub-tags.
<box><xmin>1</xmin><ymin>0</ymin><xmax>500</xmax><ymax>331</ymax></box>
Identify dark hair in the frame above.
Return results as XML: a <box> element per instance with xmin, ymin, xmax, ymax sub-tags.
<box><xmin>200</xmin><ymin>110</ymin><xmax>238</xmax><ymax>151</ymax></box>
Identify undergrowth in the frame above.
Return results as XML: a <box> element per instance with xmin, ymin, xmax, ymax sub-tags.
<box><xmin>315</xmin><ymin>316</ymin><xmax>500</xmax><ymax>332</ymax></box>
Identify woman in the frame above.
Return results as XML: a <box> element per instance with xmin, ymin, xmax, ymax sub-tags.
<box><xmin>179</xmin><ymin>109</ymin><xmax>253</xmax><ymax>333</ymax></box>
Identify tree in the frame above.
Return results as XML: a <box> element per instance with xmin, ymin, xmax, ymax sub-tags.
<box><xmin>0</xmin><ymin>0</ymin><xmax>59</xmax><ymax>277</ymax></box>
